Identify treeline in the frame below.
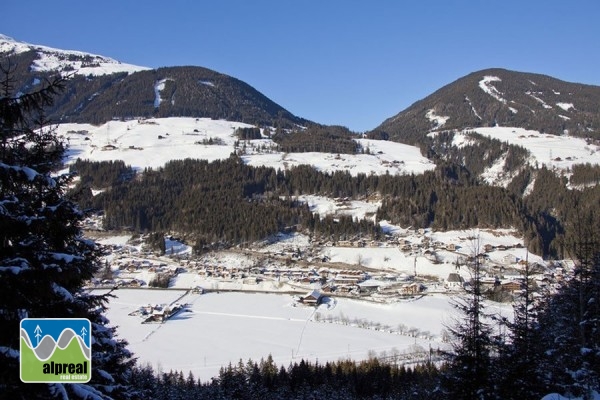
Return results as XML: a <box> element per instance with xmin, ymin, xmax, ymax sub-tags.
<box><xmin>428</xmin><ymin>130</ymin><xmax>530</xmax><ymax>176</ymax></box>
<box><xmin>130</xmin><ymin>356</ymin><xmax>440</xmax><ymax>400</ymax></box>
<box><xmin>272</xmin><ymin>125</ymin><xmax>360</xmax><ymax>154</ymax></box>
<box><xmin>81</xmin><ymin>156</ymin><xmax>381</xmax><ymax>247</ymax></box>
<box><xmin>570</xmin><ymin>163</ymin><xmax>600</xmax><ymax>186</ymax></box>
<box><xmin>69</xmin><ymin>159</ymin><xmax>135</xmax><ymax>188</ymax></box>
<box><xmin>235</xmin><ymin>127</ymin><xmax>263</xmax><ymax>140</ymax></box>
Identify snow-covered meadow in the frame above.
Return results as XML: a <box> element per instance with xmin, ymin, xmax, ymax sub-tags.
<box><xmin>101</xmin><ymin>288</ymin><xmax>497</xmax><ymax>382</ymax></box>
<box><xmin>59</xmin><ymin>117</ymin><xmax>435</xmax><ymax>176</ymax></box>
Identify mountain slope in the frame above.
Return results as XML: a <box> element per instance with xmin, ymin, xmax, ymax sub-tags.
<box><xmin>373</xmin><ymin>68</ymin><xmax>600</xmax><ymax>144</ymax></box>
<box><xmin>0</xmin><ymin>35</ymin><xmax>308</xmax><ymax>128</ymax></box>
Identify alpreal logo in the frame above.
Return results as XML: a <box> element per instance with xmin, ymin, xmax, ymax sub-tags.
<box><xmin>20</xmin><ymin>318</ymin><xmax>91</xmax><ymax>383</ymax></box>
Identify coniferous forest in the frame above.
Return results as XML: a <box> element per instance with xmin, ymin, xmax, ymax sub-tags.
<box><xmin>72</xmin><ymin>150</ymin><xmax>599</xmax><ymax>259</ymax></box>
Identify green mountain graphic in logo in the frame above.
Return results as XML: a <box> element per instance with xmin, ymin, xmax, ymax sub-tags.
<box><xmin>20</xmin><ymin>318</ymin><xmax>91</xmax><ymax>383</ymax></box>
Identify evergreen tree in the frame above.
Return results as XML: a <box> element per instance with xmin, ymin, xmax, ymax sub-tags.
<box><xmin>0</xmin><ymin>61</ymin><xmax>135</xmax><ymax>398</ymax></box>
<box><xmin>494</xmin><ymin>255</ymin><xmax>545</xmax><ymax>398</ymax></box>
<box><xmin>442</xmin><ymin>237</ymin><xmax>495</xmax><ymax>399</ymax></box>
<box><xmin>536</xmin><ymin>207</ymin><xmax>600</xmax><ymax>397</ymax></box>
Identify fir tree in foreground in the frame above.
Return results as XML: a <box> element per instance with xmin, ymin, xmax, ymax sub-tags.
<box><xmin>0</xmin><ymin>60</ymin><xmax>135</xmax><ymax>398</ymax></box>
<box><xmin>441</xmin><ymin>237</ymin><xmax>495</xmax><ymax>399</ymax></box>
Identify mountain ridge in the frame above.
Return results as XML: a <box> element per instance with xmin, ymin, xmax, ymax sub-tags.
<box><xmin>4</xmin><ymin>34</ymin><xmax>600</xmax><ymax>139</ymax></box>
<box><xmin>0</xmin><ymin>34</ymin><xmax>309</xmax><ymax>129</ymax></box>
<box><xmin>372</xmin><ymin>67</ymin><xmax>600</xmax><ymax>144</ymax></box>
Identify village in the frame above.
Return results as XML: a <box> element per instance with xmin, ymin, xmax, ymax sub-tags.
<box><xmin>86</xmin><ymin>220</ymin><xmax>566</xmax><ymax>323</ymax></box>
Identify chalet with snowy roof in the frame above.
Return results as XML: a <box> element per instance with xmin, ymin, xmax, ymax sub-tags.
<box><xmin>333</xmin><ymin>270</ymin><xmax>366</xmax><ymax>285</ymax></box>
<box><xmin>358</xmin><ymin>279</ymin><xmax>383</xmax><ymax>294</ymax></box>
<box><xmin>299</xmin><ymin>289</ymin><xmax>322</xmax><ymax>305</ymax></box>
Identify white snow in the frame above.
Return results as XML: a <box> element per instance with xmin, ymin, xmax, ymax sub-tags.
<box><xmin>0</xmin><ymin>35</ymin><xmax>148</xmax><ymax>77</ymax></box>
<box><xmin>165</xmin><ymin>237</ymin><xmax>192</xmax><ymax>256</ymax></box>
<box><xmin>464</xmin><ymin>126</ymin><xmax>600</xmax><ymax>171</ymax></box>
<box><xmin>294</xmin><ymin>195</ymin><xmax>380</xmax><ymax>221</ymax></box>
<box><xmin>153</xmin><ymin>79</ymin><xmax>169</xmax><ymax>108</ymax></box>
<box><xmin>526</xmin><ymin>91</ymin><xmax>552</xmax><ymax>109</ymax></box>
<box><xmin>465</xmin><ymin>96</ymin><xmax>482</xmax><ymax>120</ymax></box>
<box><xmin>556</xmin><ymin>102</ymin><xmax>575</xmax><ymax>111</ymax></box>
<box><xmin>425</xmin><ymin>109</ymin><xmax>450</xmax><ymax>129</ymax></box>
<box><xmin>99</xmin><ymin>288</ymin><xmax>482</xmax><ymax>382</ymax></box>
<box><xmin>59</xmin><ymin>118</ymin><xmax>434</xmax><ymax>176</ymax></box>
<box><xmin>479</xmin><ymin>76</ymin><xmax>507</xmax><ymax>104</ymax></box>
<box><xmin>480</xmin><ymin>153</ymin><xmax>512</xmax><ymax>187</ymax></box>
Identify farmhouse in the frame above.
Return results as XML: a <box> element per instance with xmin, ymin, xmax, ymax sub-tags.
<box><xmin>299</xmin><ymin>289</ymin><xmax>322</xmax><ymax>305</ymax></box>
<box><xmin>501</xmin><ymin>280</ymin><xmax>523</xmax><ymax>293</ymax></box>
<box><xmin>399</xmin><ymin>283</ymin><xmax>424</xmax><ymax>296</ymax></box>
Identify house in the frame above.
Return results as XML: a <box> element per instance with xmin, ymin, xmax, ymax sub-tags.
<box><xmin>399</xmin><ymin>283</ymin><xmax>424</xmax><ymax>296</ymax></box>
<box><xmin>501</xmin><ymin>280</ymin><xmax>522</xmax><ymax>293</ymax></box>
<box><xmin>446</xmin><ymin>243</ymin><xmax>457</xmax><ymax>252</ymax></box>
<box><xmin>299</xmin><ymin>289</ymin><xmax>322</xmax><ymax>305</ymax></box>
<box><xmin>358</xmin><ymin>280</ymin><xmax>383</xmax><ymax>294</ymax></box>
<box><xmin>333</xmin><ymin>270</ymin><xmax>366</xmax><ymax>285</ymax></box>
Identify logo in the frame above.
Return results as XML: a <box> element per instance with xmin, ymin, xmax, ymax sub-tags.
<box><xmin>20</xmin><ymin>318</ymin><xmax>91</xmax><ymax>383</ymax></box>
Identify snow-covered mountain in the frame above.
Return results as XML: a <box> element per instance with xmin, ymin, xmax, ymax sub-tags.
<box><xmin>0</xmin><ymin>34</ymin><xmax>148</xmax><ymax>76</ymax></box>
<box><xmin>373</xmin><ymin>68</ymin><xmax>600</xmax><ymax>143</ymax></box>
<box><xmin>0</xmin><ymin>34</ymin><xmax>308</xmax><ymax>128</ymax></box>
<box><xmin>3</xmin><ymin>34</ymin><xmax>599</xmax><ymax>179</ymax></box>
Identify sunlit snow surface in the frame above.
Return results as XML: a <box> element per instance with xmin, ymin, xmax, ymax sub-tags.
<box><xmin>428</xmin><ymin>126</ymin><xmax>600</xmax><ymax>180</ymax></box>
<box><xmin>60</xmin><ymin>118</ymin><xmax>435</xmax><ymax>176</ymax></box>
<box><xmin>100</xmin><ymin>289</ymin><xmax>505</xmax><ymax>382</ymax></box>
<box><xmin>0</xmin><ymin>34</ymin><xmax>148</xmax><ymax>76</ymax></box>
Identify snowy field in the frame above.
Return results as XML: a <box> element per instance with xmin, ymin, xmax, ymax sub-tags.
<box><xmin>58</xmin><ymin>118</ymin><xmax>435</xmax><ymax>176</ymax></box>
<box><xmin>467</xmin><ymin>126</ymin><xmax>599</xmax><ymax>171</ymax></box>
<box><xmin>98</xmin><ymin>289</ymin><xmax>511</xmax><ymax>382</ymax></box>
<box><xmin>440</xmin><ymin>126</ymin><xmax>600</xmax><ymax>174</ymax></box>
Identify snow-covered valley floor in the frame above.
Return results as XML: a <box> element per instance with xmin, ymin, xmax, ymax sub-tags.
<box><xmin>99</xmin><ymin>289</ymin><xmax>511</xmax><ymax>382</ymax></box>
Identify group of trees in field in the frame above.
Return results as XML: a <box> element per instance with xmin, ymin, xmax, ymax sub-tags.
<box><xmin>272</xmin><ymin>125</ymin><xmax>360</xmax><ymax>154</ymax></box>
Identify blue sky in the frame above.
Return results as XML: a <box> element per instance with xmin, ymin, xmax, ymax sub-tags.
<box><xmin>4</xmin><ymin>1</ymin><xmax>599</xmax><ymax>131</ymax></box>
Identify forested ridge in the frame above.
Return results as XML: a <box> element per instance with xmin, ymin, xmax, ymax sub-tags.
<box><xmin>72</xmin><ymin>150</ymin><xmax>600</xmax><ymax>259</ymax></box>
